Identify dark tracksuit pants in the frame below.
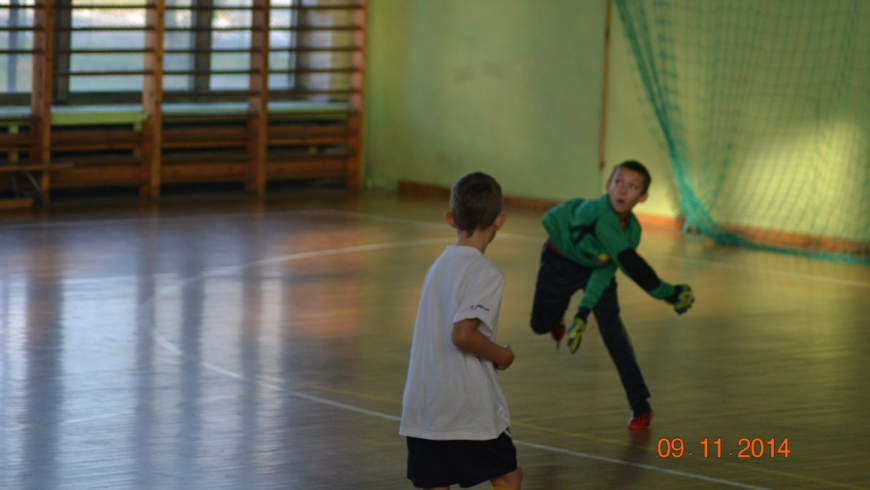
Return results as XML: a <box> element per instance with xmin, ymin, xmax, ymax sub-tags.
<box><xmin>530</xmin><ymin>241</ymin><xmax>651</xmax><ymax>411</ymax></box>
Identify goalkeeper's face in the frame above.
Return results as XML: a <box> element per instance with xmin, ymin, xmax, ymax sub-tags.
<box><xmin>607</xmin><ymin>167</ymin><xmax>649</xmax><ymax>218</ymax></box>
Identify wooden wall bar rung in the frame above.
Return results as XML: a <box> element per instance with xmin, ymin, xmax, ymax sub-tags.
<box><xmin>273</xmin><ymin>4</ymin><xmax>365</xmax><ymax>10</ymax></box>
<box><xmin>162</xmin><ymin>91</ymin><xmax>260</xmax><ymax>98</ymax></box>
<box><xmin>165</xmin><ymin>5</ymin><xmax>265</xmax><ymax>10</ymax></box>
<box><xmin>54</xmin><ymin>49</ymin><xmax>155</xmax><ymax>54</ymax></box>
<box><xmin>267</xmin><ymin>68</ymin><xmax>359</xmax><ymax>74</ymax></box>
<box><xmin>271</xmin><ymin>25</ymin><xmax>363</xmax><ymax>31</ymax></box>
<box><xmin>162</xmin><ymin>112</ymin><xmax>255</xmax><ymax>120</ymax></box>
<box><xmin>52</xmin><ymin>4</ymin><xmax>149</xmax><ymax>9</ymax></box>
<box><xmin>164</xmin><ymin>69</ymin><xmax>263</xmax><ymax>75</ymax></box>
<box><xmin>162</xmin><ymin>46</ymin><xmax>361</xmax><ymax>54</ymax></box>
<box><xmin>156</xmin><ymin>4</ymin><xmax>363</xmax><ymax>10</ymax></box>
<box><xmin>53</xmin><ymin>27</ymin><xmax>155</xmax><ymax>32</ymax></box>
<box><xmin>270</xmin><ymin>89</ymin><xmax>361</xmax><ymax>96</ymax></box>
<box><xmin>164</xmin><ymin>27</ymin><xmax>264</xmax><ymax>32</ymax></box>
<box><xmin>164</xmin><ymin>48</ymin><xmax>258</xmax><ymax>53</ymax></box>
<box><xmin>53</xmin><ymin>70</ymin><xmax>156</xmax><ymax>76</ymax></box>
<box><xmin>1</xmin><ymin>49</ymin><xmax>46</xmax><ymax>54</ymax></box>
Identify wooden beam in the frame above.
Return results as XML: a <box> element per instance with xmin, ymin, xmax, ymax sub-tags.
<box><xmin>52</xmin><ymin>129</ymin><xmax>143</xmax><ymax>150</ymax></box>
<box><xmin>142</xmin><ymin>0</ymin><xmax>165</xmax><ymax>199</ymax></box>
<box><xmin>246</xmin><ymin>0</ymin><xmax>269</xmax><ymax>196</ymax></box>
<box><xmin>0</xmin><ymin>198</ymin><xmax>36</xmax><ymax>210</ymax></box>
<box><xmin>345</xmin><ymin>0</ymin><xmax>366</xmax><ymax>191</ymax></box>
<box><xmin>163</xmin><ymin>162</ymin><xmax>248</xmax><ymax>183</ymax></box>
<box><xmin>31</xmin><ymin>0</ymin><xmax>54</xmax><ymax>203</ymax></box>
<box><xmin>163</xmin><ymin>127</ymin><xmax>250</xmax><ymax>149</ymax></box>
<box><xmin>0</xmin><ymin>162</ymin><xmax>73</xmax><ymax>173</ymax></box>
<box><xmin>51</xmin><ymin>166</ymin><xmax>141</xmax><ymax>187</ymax></box>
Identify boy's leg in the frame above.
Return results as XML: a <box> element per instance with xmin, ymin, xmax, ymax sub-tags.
<box><xmin>410</xmin><ymin>432</ymin><xmax>517</xmax><ymax>489</ymax></box>
<box><xmin>530</xmin><ymin>241</ymin><xmax>589</xmax><ymax>334</ymax></box>
<box><xmin>490</xmin><ymin>466</ymin><xmax>523</xmax><ymax>489</ymax></box>
<box><xmin>407</xmin><ymin>437</ymin><xmax>457</xmax><ymax>489</ymax></box>
<box><xmin>593</xmin><ymin>279</ymin><xmax>652</xmax><ymax>410</ymax></box>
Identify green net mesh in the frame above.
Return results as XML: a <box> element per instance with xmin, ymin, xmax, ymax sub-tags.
<box><xmin>615</xmin><ymin>0</ymin><xmax>870</xmax><ymax>263</ymax></box>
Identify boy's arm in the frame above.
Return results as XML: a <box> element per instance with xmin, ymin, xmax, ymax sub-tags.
<box><xmin>452</xmin><ymin>318</ymin><xmax>515</xmax><ymax>370</ymax></box>
<box><xmin>577</xmin><ymin>262</ymin><xmax>618</xmax><ymax>317</ymax></box>
<box><xmin>575</xmin><ymin>253</ymin><xmax>694</xmax><ymax>320</ymax></box>
<box><xmin>615</xmin><ymin>248</ymin><xmax>695</xmax><ymax>314</ymax></box>
<box><xmin>594</xmin><ymin>216</ymin><xmax>691</xmax><ymax>305</ymax></box>
<box><xmin>582</xmin><ymin>217</ymin><xmax>693</xmax><ymax>314</ymax></box>
<box><xmin>615</xmin><ymin>248</ymin><xmax>675</xmax><ymax>299</ymax></box>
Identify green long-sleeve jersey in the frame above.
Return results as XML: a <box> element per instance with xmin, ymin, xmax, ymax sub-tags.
<box><xmin>542</xmin><ymin>194</ymin><xmax>676</xmax><ymax>313</ymax></box>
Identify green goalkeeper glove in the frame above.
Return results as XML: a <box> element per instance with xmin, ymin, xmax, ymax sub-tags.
<box><xmin>667</xmin><ymin>284</ymin><xmax>695</xmax><ymax>314</ymax></box>
<box><xmin>567</xmin><ymin>313</ymin><xmax>587</xmax><ymax>354</ymax></box>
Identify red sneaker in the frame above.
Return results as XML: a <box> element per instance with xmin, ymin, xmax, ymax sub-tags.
<box><xmin>627</xmin><ymin>411</ymin><xmax>653</xmax><ymax>430</ymax></box>
<box><xmin>551</xmin><ymin>322</ymin><xmax>566</xmax><ymax>349</ymax></box>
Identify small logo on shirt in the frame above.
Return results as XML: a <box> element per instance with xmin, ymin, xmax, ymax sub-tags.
<box><xmin>472</xmin><ymin>304</ymin><xmax>490</xmax><ymax>312</ymax></box>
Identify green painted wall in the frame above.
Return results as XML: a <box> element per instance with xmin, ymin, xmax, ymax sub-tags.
<box><xmin>364</xmin><ymin>0</ymin><xmax>610</xmax><ymax>202</ymax></box>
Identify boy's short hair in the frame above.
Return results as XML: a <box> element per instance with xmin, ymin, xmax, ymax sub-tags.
<box><xmin>450</xmin><ymin>172</ymin><xmax>503</xmax><ymax>235</ymax></box>
<box><xmin>610</xmin><ymin>160</ymin><xmax>651</xmax><ymax>194</ymax></box>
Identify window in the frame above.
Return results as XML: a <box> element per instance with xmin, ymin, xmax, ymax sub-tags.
<box><xmin>0</xmin><ymin>0</ymin><xmax>359</xmax><ymax>106</ymax></box>
<box><xmin>1</xmin><ymin>0</ymin><xmax>35</xmax><ymax>99</ymax></box>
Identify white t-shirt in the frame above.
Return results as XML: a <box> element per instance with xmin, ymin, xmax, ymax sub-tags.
<box><xmin>399</xmin><ymin>245</ymin><xmax>510</xmax><ymax>440</ymax></box>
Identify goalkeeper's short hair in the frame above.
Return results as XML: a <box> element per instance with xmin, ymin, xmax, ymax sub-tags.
<box><xmin>610</xmin><ymin>160</ymin><xmax>652</xmax><ymax>194</ymax></box>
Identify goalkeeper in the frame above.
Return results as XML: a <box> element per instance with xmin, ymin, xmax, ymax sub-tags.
<box><xmin>529</xmin><ymin>160</ymin><xmax>694</xmax><ymax>430</ymax></box>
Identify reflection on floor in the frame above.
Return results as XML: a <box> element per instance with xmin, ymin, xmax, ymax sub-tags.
<box><xmin>1</xmin><ymin>189</ymin><xmax>869</xmax><ymax>489</ymax></box>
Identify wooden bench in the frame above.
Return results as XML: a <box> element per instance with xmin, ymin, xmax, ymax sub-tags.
<box><xmin>0</xmin><ymin>162</ymin><xmax>75</xmax><ymax>208</ymax></box>
<box><xmin>161</xmin><ymin>101</ymin><xmax>354</xmax><ymax>185</ymax></box>
<box><xmin>0</xmin><ymin>100</ymin><xmax>356</xmax><ymax>199</ymax></box>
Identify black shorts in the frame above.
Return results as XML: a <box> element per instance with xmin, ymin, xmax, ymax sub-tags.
<box><xmin>406</xmin><ymin>430</ymin><xmax>518</xmax><ymax>489</ymax></box>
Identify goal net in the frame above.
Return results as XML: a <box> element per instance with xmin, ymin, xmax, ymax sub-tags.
<box><xmin>616</xmin><ymin>0</ymin><xmax>870</xmax><ymax>263</ymax></box>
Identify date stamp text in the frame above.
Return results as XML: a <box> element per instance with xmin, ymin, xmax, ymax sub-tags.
<box><xmin>657</xmin><ymin>438</ymin><xmax>790</xmax><ymax>459</ymax></box>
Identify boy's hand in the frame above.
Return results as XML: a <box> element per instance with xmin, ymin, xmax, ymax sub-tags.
<box><xmin>567</xmin><ymin>315</ymin><xmax>586</xmax><ymax>354</ymax></box>
<box><xmin>667</xmin><ymin>284</ymin><xmax>695</xmax><ymax>314</ymax></box>
<box><xmin>495</xmin><ymin>344</ymin><xmax>515</xmax><ymax>371</ymax></box>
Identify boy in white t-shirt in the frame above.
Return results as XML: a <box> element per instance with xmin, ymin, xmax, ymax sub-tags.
<box><xmin>400</xmin><ymin>172</ymin><xmax>522</xmax><ymax>490</ymax></box>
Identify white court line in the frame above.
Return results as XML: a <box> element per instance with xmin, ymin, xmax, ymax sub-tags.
<box><xmin>514</xmin><ymin>440</ymin><xmax>771</xmax><ymax>490</ymax></box>
<box><xmin>6</xmin><ymin>206</ymin><xmax>869</xmax><ymax>289</ymax></box>
<box><xmin>328</xmin><ymin>210</ymin><xmax>870</xmax><ymax>290</ymax></box>
<box><xmin>0</xmin><ymin>209</ymin><xmax>332</xmax><ymax>230</ymax></box>
<box><xmin>137</xmin><ymin>233</ymin><xmax>773</xmax><ymax>490</ymax></box>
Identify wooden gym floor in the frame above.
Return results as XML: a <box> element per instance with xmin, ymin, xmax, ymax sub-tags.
<box><xmin>1</xmin><ymin>189</ymin><xmax>869</xmax><ymax>490</ymax></box>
